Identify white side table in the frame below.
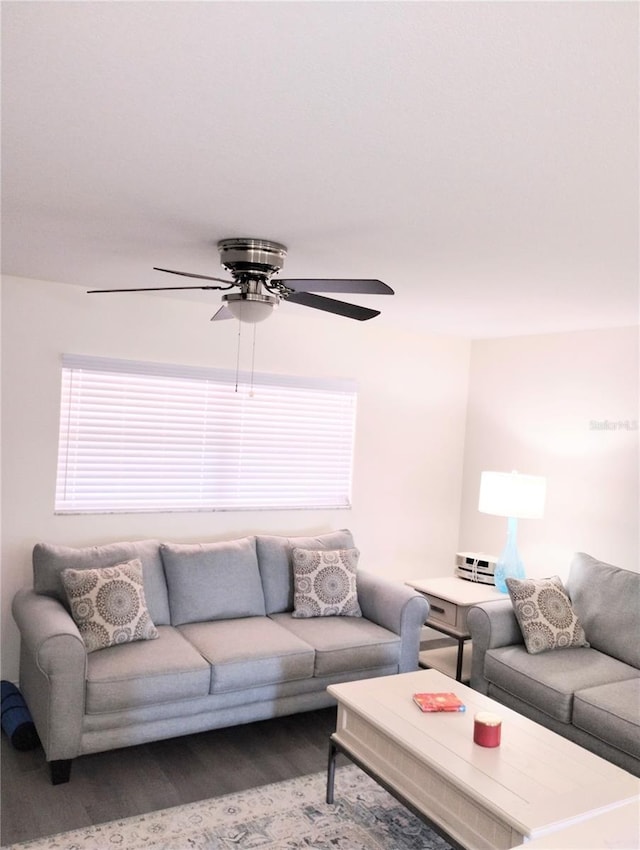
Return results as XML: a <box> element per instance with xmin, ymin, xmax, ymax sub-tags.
<box><xmin>406</xmin><ymin>576</ymin><xmax>505</xmax><ymax>681</ymax></box>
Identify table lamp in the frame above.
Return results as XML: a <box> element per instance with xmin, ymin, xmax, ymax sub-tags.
<box><xmin>478</xmin><ymin>470</ymin><xmax>547</xmax><ymax>593</ymax></box>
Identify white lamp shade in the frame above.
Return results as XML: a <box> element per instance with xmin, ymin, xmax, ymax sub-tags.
<box><xmin>478</xmin><ymin>471</ymin><xmax>546</xmax><ymax>519</ymax></box>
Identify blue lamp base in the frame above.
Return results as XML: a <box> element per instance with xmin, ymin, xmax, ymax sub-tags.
<box><xmin>494</xmin><ymin>516</ymin><xmax>526</xmax><ymax>593</ymax></box>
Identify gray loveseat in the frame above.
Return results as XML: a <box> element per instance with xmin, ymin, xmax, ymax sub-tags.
<box><xmin>468</xmin><ymin>552</ymin><xmax>639</xmax><ymax>776</ymax></box>
<box><xmin>12</xmin><ymin>529</ymin><xmax>429</xmax><ymax>784</ymax></box>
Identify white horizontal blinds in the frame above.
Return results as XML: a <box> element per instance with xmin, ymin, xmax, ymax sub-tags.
<box><xmin>56</xmin><ymin>355</ymin><xmax>356</xmax><ymax>513</ymax></box>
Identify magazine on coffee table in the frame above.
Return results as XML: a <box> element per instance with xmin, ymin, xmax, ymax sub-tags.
<box><xmin>412</xmin><ymin>692</ymin><xmax>466</xmax><ymax>712</ymax></box>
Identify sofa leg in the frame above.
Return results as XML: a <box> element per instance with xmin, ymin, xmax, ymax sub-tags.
<box><xmin>50</xmin><ymin>759</ymin><xmax>72</xmax><ymax>785</ymax></box>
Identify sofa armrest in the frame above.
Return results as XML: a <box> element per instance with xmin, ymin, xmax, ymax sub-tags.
<box><xmin>12</xmin><ymin>588</ymin><xmax>87</xmax><ymax>761</ymax></box>
<box><xmin>467</xmin><ymin>600</ymin><xmax>523</xmax><ymax>694</ymax></box>
<box><xmin>357</xmin><ymin>570</ymin><xmax>430</xmax><ymax>672</ymax></box>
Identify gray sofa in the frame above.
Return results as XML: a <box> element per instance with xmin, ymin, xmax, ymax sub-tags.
<box><xmin>468</xmin><ymin>552</ymin><xmax>639</xmax><ymax>777</ymax></box>
<box><xmin>12</xmin><ymin>529</ymin><xmax>429</xmax><ymax>784</ymax></box>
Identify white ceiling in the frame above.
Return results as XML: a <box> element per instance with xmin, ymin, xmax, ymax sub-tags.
<box><xmin>2</xmin><ymin>1</ymin><xmax>638</xmax><ymax>338</ymax></box>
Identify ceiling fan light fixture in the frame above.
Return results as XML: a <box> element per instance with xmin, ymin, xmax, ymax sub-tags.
<box><xmin>223</xmin><ymin>292</ymin><xmax>279</xmax><ymax>323</ymax></box>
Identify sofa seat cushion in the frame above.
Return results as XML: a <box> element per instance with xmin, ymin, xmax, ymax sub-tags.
<box><xmin>270</xmin><ymin>612</ymin><xmax>401</xmax><ymax>677</ymax></box>
<box><xmin>86</xmin><ymin>625</ymin><xmax>211</xmax><ymax>714</ymax></box>
<box><xmin>573</xmin><ymin>677</ymin><xmax>640</xmax><ymax>759</ymax></box>
<box><xmin>484</xmin><ymin>645</ymin><xmax>638</xmax><ymax>723</ymax></box>
<box><xmin>178</xmin><ymin>617</ymin><xmax>315</xmax><ymax>694</ymax></box>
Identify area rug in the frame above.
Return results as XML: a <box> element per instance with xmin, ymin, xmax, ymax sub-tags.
<box><xmin>2</xmin><ymin>764</ymin><xmax>454</xmax><ymax>850</ymax></box>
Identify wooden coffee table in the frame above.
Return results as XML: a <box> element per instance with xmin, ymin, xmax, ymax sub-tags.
<box><xmin>327</xmin><ymin>669</ymin><xmax>640</xmax><ymax>850</ymax></box>
<box><xmin>511</xmin><ymin>801</ymin><xmax>640</xmax><ymax>849</ymax></box>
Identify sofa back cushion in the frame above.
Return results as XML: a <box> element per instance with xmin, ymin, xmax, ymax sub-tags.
<box><xmin>255</xmin><ymin>530</ymin><xmax>355</xmax><ymax>614</ymax></box>
<box><xmin>567</xmin><ymin>552</ymin><xmax>640</xmax><ymax>668</ymax></box>
<box><xmin>161</xmin><ymin>537</ymin><xmax>266</xmax><ymax>626</ymax></box>
<box><xmin>32</xmin><ymin>539</ymin><xmax>171</xmax><ymax>625</ymax></box>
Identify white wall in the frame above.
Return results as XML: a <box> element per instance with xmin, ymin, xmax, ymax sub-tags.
<box><xmin>458</xmin><ymin>327</ymin><xmax>639</xmax><ymax>580</ymax></box>
<box><xmin>1</xmin><ymin>275</ymin><xmax>470</xmax><ymax>680</ymax></box>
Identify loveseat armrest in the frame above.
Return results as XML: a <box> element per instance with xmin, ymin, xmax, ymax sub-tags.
<box><xmin>357</xmin><ymin>570</ymin><xmax>430</xmax><ymax>672</ymax></box>
<box><xmin>467</xmin><ymin>599</ymin><xmax>523</xmax><ymax>694</ymax></box>
<box><xmin>12</xmin><ymin>588</ymin><xmax>87</xmax><ymax>761</ymax></box>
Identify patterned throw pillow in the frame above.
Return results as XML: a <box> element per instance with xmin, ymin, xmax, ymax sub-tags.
<box><xmin>62</xmin><ymin>559</ymin><xmax>159</xmax><ymax>653</ymax></box>
<box><xmin>291</xmin><ymin>548</ymin><xmax>362</xmax><ymax>618</ymax></box>
<box><xmin>506</xmin><ymin>575</ymin><xmax>589</xmax><ymax>655</ymax></box>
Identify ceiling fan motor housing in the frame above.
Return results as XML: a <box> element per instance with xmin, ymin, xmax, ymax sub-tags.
<box><xmin>217</xmin><ymin>238</ymin><xmax>287</xmax><ymax>278</ymax></box>
<box><xmin>217</xmin><ymin>239</ymin><xmax>288</xmax><ymax>322</ymax></box>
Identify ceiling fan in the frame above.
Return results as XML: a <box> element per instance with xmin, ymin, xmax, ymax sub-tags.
<box><xmin>88</xmin><ymin>238</ymin><xmax>394</xmax><ymax>323</ymax></box>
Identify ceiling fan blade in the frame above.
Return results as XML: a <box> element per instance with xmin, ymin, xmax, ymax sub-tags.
<box><xmin>211</xmin><ymin>305</ymin><xmax>234</xmax><ymax>322</ymax></box>
<box><xmin>88</xmin><ymin>285</ymin><xmax>230</xmax><ymax>293</ymax></box>
<box><xmin>286</xmin><ymin>291</ymin><xmax>380</xmax><ymax>321</ymax></box>
<box><xmin>153</xmin><ymin>267</ymin><xmax>233</xmax><ymax>285</ymax></box>
<box><xmin>278</xmin><ymin>279</ymin><xmax>393</xmax><ymax>295</ymax></box>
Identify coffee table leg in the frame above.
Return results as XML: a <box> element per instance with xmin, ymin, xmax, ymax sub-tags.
<box><xmin>326</xmin><ymin>738</ymin><xmax>338</xmax><ymax>804</ymax></box>
<box><xmin>325</xmin><ymin>734</ymin><xmax>466</xmax><ymax>850</ymax></box>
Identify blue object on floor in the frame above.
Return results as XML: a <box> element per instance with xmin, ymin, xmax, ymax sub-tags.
<box><xmin>1</xmin><ymin>680</ymin><xmax>40</xmax><ymax>751</ymax></box>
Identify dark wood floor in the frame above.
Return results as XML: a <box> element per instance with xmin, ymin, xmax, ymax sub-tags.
<box><xmin>1</xmin><ymin>707</ymin><xmax>344</xmax><ymax>846</ymax></box>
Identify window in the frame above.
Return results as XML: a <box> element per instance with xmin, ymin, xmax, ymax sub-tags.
<box><xmin>55</xmin><ymin>355</ymin><xmax>356</xmax><ymax>513</ymax></box>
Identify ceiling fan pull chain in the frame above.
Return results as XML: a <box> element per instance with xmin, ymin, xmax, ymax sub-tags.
<box><xmin>234</xmin><ymin>318</ymin><xmax>242</xmax><ymax>393</ymax></box>
<box><xmin>249</xmin><ymin>324</ymin><xmax>258</xmax><ymax>398</ymax></box>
